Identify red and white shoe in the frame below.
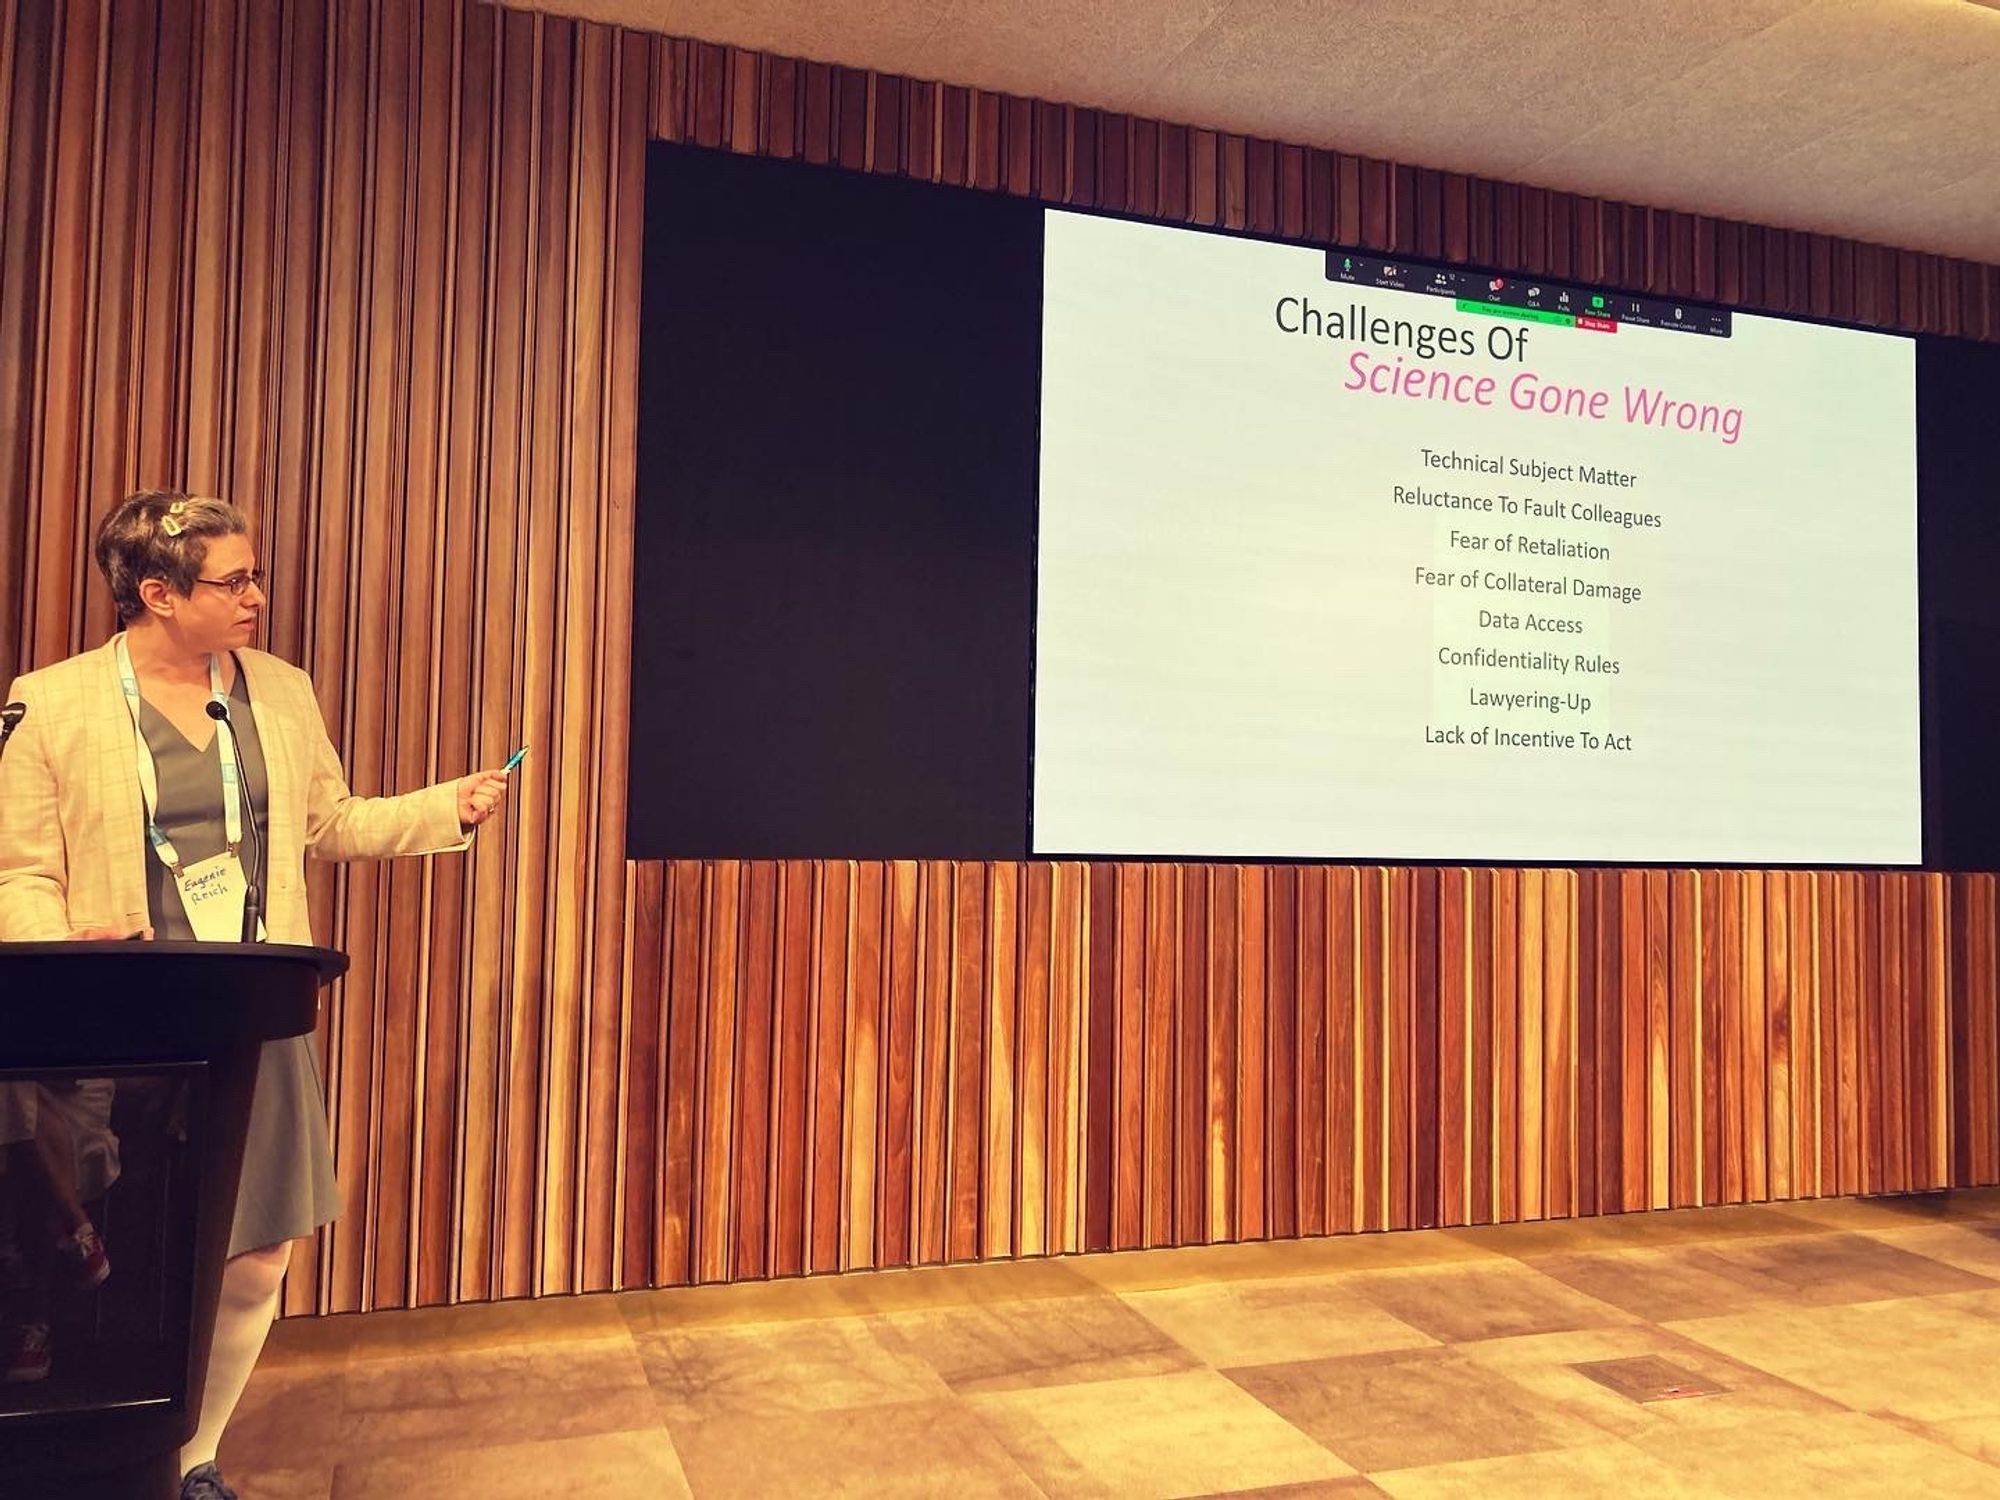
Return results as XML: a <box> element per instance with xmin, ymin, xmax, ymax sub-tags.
<box><xmin>52</xmin><ymin>1222</ymin><xmax>110</xmax><ymax>1290</ymax></box>
<box><xmin>3</xmin><ymin>1321</ymin><xmax>49</xmax><ymax>1384</ymax></box>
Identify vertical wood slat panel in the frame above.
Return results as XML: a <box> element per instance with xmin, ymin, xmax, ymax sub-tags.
<box><xmin>1574</xmin><ymin>871</ymin><xmax>1597</xmax><ymax>1219</ymax></box>
<box><xmin>1358</xmin><ymin>868</ymin><xmax>1387</xmax><ymax>1231</ymax></box>
<box><xmin>1544</xmin><ymin>870</ymin><xmax>1574</xmax><ymax>1221</ymax></box>
<box><xmin>611</xmin><ymin>862</ymin><xmax>2000</xmax><ymax>1278</ymax></box>
<box><xmin>1493</xmin><ymin>869</ymin><xmax>1521</xmax><ymax>1223</ymax></box>
<box><xmin>1267</xmin><ymin>866</ymin><xmax>1298</xmax><ymax>1237</ymax></box>
<box><xmin>1113</xmin><ymin>864</ymin><xmax>1144</xmax><ymax>1247</ymax></box>
<box><xmin>2</xmin><ymin>1</ymin><xmax>1997</xmax><ymax>1313</ymax></box>
<box><xmin>1237</xmin><ymin>867</ymin><xmax>1267</xmax><ymax>1241</ymax></box>
<box><xmin>841</xmin><ymin>861</ymin><xmax>881</xmax><ymax>1270</ymax></box>
<box><xmin>1471</xmin><ymin>868</ymin><xmax>1496</xmax><ymax>1224</ymax></box>
<box><xmin>980</xmin><ymin>863</ymin><xmax>1017</xmax><ymax>1260</ymax></box>
<box><xmin>1141</xmin><ymin>865</ymin><xmax>1173</xmax><ymax>1246</ymax></box>
<box><xmin>1438</xmin><ymin>869</ymin><xmax>1467</xmax><ymax>1227</ymax></box>
<box><xmin>1177</xmin><ymin>865</ymin><xmax>1209</xmax><ymax>1241</ymax></box>
<box><xmin>1326</xmin><ymin>867</ymin><xmax>1358</xmax><ymax>1234</ymax></box>
<box><xmin>1593</xmin><ymin>872</ymin><xmax>1621</xmax><ymax>1214</ymax></box>
<box><xmin>1014</xmin><ymin>864</ymin><xmax>1050</xmax><ymax>1257</ymax></box>
<box><xmin>1618</xmin><ymin>870</ymin><xmax>1648</xmax><ymax>1212</ymax></box>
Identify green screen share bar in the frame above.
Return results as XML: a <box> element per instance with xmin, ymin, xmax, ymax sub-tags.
<box><xmin>1454</xmin><ymin>299</ymin><xmax>1576</xmax><ymax>327</ymax></box>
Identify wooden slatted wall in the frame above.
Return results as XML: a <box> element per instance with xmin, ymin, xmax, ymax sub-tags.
<box><xmin>615</xmin><ymin>861</ymin><xmax>2000</xmax><ymax>1281</ymax></box>
<box><xmin>1</xmin><ymin>0</ymin><xmax>1996</xmax><ymax>1313</ymax></box>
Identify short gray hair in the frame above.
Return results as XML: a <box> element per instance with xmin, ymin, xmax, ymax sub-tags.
<box><xmin>94</xmin><ymin>490</ymin><xmax>250</xmax><ymax>623</ymax></box>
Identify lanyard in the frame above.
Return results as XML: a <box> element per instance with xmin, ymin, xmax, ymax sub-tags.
<box><xmin>114</xmin><ymin>636</ymin><xmax>242</xmax><ymax>875</ymax></box>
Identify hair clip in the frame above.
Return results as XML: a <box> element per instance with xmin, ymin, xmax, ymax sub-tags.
<box><xmin>160</xmin><ymin>499</ymin><xmax>188</xmax><ymax>537</ymax></box>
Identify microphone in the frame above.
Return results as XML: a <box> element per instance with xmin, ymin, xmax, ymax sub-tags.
<box><xmin>0</xmin><ymin>701</ymin><xmax>25</xmax><ymax>767</ymax></box>
<box><xmin>205</xmin><ymin>698</ymin><xmax>264</xmax><ymax>943</ymax></box>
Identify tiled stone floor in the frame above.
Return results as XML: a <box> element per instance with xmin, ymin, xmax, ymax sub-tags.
<box><xmin>225</xmin><ymin>1188</ymin><xmax>2000</xmax><ymax>1497</ymax></box>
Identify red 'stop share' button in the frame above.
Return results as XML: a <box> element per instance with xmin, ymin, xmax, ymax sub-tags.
<box><xmin>1576</xmin><ymin>315</ymin><xmax>1619</xmax><ymax>332</ymax></box>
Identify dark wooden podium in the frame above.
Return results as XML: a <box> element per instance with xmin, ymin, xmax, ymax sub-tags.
<box><xmin>0</xmin><ymin>940</ymin><xmax>345</xmax><ymax>1498</ymax></box>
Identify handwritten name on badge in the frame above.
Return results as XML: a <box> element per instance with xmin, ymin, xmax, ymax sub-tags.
<box><xmin>175</xmin><ymin>850</ymin><xmax>249</xmax><ymax>943</ymax></box>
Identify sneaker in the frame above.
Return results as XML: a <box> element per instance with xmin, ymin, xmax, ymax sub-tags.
<box><xmin>178</xmin><ymin>1463</ymin><xmax>239</xmax><ymax>1500</ymax></box>
<box><xmin>3</xmin><ymin>1321</ymin><xmax>49</xmax><ymax>1383</ymax></box>
<box><xmin>51</xmin><ymin>1222</ymin><xmax>109</xmax><ymax>1290</ymax></box>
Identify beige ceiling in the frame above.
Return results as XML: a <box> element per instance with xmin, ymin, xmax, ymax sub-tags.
<box><xmin>506</xmin><ymin>0</ymin><xmax>2000</xmax><ymax>265</ymax></box>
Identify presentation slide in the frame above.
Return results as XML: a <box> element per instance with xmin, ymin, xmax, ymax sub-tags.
<box><xmin>1032</xmin><ymin>210</ymin><xmax>1921</xmax><ymax>864</ymax></box>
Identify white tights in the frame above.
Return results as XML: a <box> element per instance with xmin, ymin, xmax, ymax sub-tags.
<box><xmin>180</xmin><ymin>1240</ymin><xmax>293</xmax><ymax>1478</ymax></box>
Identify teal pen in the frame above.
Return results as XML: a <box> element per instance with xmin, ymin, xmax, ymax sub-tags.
<box><xmin>503</xmin><ymin>746</ymin><xmax>529</xmax><ymax>773</ymax></box>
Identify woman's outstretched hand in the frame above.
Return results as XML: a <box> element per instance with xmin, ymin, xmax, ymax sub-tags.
<box><xmin>457</xmin><ymin>769</ymin><xmax>512</xmax><ymax>831</ymax></box>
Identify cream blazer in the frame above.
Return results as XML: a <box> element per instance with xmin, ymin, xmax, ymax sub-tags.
<box><xmin>0</xmin><ymin>636</ymin><xmax>468</xmax><ymax>943</ymax></box>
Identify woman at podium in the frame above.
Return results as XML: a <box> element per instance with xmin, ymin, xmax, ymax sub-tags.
<box><xmin>0</xmin><ymin>490</ymin><xmax>512</xmax><ymax>1500</ymax></box>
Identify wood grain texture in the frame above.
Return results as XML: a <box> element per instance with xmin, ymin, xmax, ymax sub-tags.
<box><xmin>2</xmin><ymin>0</ymin><xmax>1997</xmax><ymax>1311</ymax></box>
<box><xmin>606</xmin><ymin>862</ymin><xmax>2000</xmax><ymax>1277</ymax></box>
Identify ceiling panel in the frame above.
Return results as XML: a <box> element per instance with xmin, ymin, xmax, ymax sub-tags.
<box><xmin>498</xmin><ymin>0</ymin><xmax>2000</xmax><ymax>263</ymax></box>
<box><xmin>1141</xmin><ymin>0</ymin><xmax>1814</xmax><ymax>181</ymax></box>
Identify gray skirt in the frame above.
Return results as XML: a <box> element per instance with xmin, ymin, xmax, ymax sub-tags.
<box><xmin>232</xmin><ymin>1035</ymin><xmax>341</xmax><ymax>1257</ymax></box>
<box><xmin>132</xmin><ymin>672</ymin><xmax>340</xmax><ymax>1255</ymax></box>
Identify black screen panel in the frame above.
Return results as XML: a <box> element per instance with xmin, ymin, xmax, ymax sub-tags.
<box><xmin>628</xmin><ymin>145</ymin><xmax>1043</xmax><ymax>859</ymax></box>
<box><xmin>1918</xmin><ymin>334</ymin><xmax>2000</xmax><ymax>870</ymax></box>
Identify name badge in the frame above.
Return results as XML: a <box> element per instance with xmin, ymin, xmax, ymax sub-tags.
<box><xmin>173</xmin><ymin>851</ymin><xmax>251</xmax><ymax>943</ymax></box>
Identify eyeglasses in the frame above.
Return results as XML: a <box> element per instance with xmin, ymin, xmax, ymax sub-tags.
<box><xmin>194</xmin><ymin>569</ymin><xmax>267</xmax><ymax>597</ymax></box>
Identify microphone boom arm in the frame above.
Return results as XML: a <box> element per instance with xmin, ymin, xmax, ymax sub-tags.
<box><xmin>205</xmin><ymin>697</ymin><xmax>264</xmax><ymax>943</ymax></box>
